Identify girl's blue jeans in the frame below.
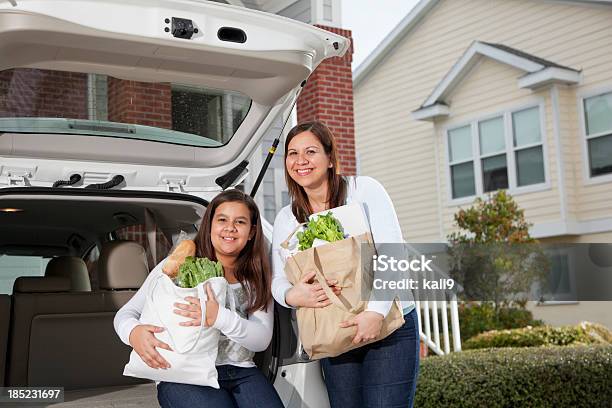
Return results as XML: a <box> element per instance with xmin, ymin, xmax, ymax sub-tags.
<box><xmin>157</xmin><ymin>365</ymin><xmax>284</xmax><ymax>408</ymax></box>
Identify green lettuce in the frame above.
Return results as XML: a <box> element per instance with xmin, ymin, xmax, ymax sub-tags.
<box><xmin>296</xmin><ymin>212</ymin><xmax>345</xmax><ymax>251</ymax></box>
<box><xmin>176</xmin><ymin>256</ymin><xmax>224</xmax><ymax>288</ymax></box>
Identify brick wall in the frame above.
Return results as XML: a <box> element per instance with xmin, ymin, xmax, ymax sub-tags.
<box><xmin>107</xmin><ymin>78</ymin><xmax>172</xmax><ymax>129</ymax></box>
<box><xmin>296</xmin><ymin>25</ymin><xmax>356</xmax><ymax>176</ymax></box>
<box><xmin>0</xmin><ymin>69</ymin><xmax>87</xmax><ymax>118</ymax></box>
<box><xmin>0</xmin><ymin>70</ymin><xmax>172</xmax><ymax>130</ymax></box>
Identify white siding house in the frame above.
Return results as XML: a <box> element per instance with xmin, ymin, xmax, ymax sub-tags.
<box><xmin>353</xmin><ymin>0</ymin><xmax>612</xmax><ymax>327</ymax></box>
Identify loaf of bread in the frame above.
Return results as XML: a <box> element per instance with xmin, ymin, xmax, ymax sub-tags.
<box><xmin>162</xmin><ymin>239</ymin><xmax>196</xmax><ymax>278</ymax></box>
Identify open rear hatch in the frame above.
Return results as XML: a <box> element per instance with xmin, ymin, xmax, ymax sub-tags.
<box><xmin>0</xmin><ymin>0</ymin><xmax>349</xmax><ymax>197</ymax></box>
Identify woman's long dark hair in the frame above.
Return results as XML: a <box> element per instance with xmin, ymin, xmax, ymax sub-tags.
<box><xmin>194</xmin><ymin>189</ymin><xmax>271</xmax><ymax>314</ymax></box>
<box><xmin>284</xmin><ymin>121</ymin><xmax>347</xmax><ymax>223</ymax></box>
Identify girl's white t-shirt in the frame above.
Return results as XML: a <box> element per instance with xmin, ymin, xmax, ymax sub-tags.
<box><xmin>114</xmin><ymin>258</ymin><xmax>274</xmax><ymax>368</ymax></box>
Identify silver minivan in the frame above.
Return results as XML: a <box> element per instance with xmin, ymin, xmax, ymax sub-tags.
<box><xmin>0</xmin><ymin>1</ymin><xmax>349</xmax><ymax>406</ymax></box>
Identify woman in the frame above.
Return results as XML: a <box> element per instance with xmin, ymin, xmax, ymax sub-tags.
<box><xmin>114</xmin><ymin>189</ymin><xmax>284</xmax><ymax>408</ymax></box>
<box><xmin>271</xmin><ymin>121</ymin><xmax>419</xmax><ymax>408</ymax></box>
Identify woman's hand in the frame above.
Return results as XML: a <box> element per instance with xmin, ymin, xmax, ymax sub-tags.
<box><xmin>128</xmin><ymin>325</ymin><xmax>172</xmax><ymax>369</ymax></box>
<box><xmin>285</xmin><ymin>270</ymin><xmax>342</xmax><ymax>308</ymax></box>
<box><xmin>174</xmin><ymin>283</ymin><xmax>218</xmax><ymax>327</ymax></box>
<box><xmin>340</xmin><ymin>311</ymin><xmax>384</xmax><ymax>344</ymax></box>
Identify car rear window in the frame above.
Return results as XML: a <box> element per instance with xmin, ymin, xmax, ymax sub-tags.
<box><xmin>0</xmin><ymin>255</ymin><xmax>50</xmax><ymax>295</ymax></box>
<box><xmin>114</xmin><ymin>225</ymin><xmax>173</xmax><ymax>266</ymax></box>
<box><xmin>0</xmin><ymin>68</ymin><xmax>251</xmax><ymax>147</ymax></box>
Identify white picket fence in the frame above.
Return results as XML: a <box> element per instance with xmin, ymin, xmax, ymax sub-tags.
<box><xmin>416</xmin><ymin>295</ymin><xmax>462</xmax><ymax>355</ymax></box>
<box><xmin>405</xmin><ymin>243</ymin><xmax>462</xmax><ymax>355</ymax></box>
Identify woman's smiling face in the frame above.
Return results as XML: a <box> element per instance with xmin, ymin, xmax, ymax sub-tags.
<box><xmin>286</xmin><ymin>130</ymin><xmax>332</xmax><ymax>189</ymax></box>
<box><xmin>210</xmin><ymin>201</ymin><xmax>254</xmax><ymax>259</ymax></box>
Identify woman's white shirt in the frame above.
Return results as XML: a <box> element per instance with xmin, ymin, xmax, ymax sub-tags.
<box><xmin>113</xmin><ymin>258</ymin><xmax>274</xmax><ymax>368</ymax></box>
<box><xmin>271</xmin><ymin>176</ymin><xmax>414</xmax><ymax>317</ymax></box>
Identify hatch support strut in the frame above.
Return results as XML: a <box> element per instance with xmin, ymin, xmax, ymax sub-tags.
<box><xmin>249</xmin><ymin>81</ymin><xmax>306</xmax><ymax>198</ymax></box>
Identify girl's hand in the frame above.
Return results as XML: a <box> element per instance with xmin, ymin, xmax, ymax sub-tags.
<box><xmin>128</xmin><ymin>324</ymin><xmax>172</xmax><ymax>369</ymax></box>
<box><xmin>204</xmin><ymin>283</ymin><xmax>219</xmax><ymax>327</ymax></box>
<box><xmin>174</xmin><ymin>296</ymin><xmax>202</xmax><ymax>326</ymax></box>
<box><xmin>285</xmin><ymin>271</ymin><xmax>341</xmax><ymax>308</ymax></box>
<box><xmin>340</xmin><ymin>311</ymin><xmax>384</xmax><ymax>344</ymax></box>
<box><xmin>174</xmin><ymin>283</ymin><xmax>218</xmax><ymax>327</ymax></box>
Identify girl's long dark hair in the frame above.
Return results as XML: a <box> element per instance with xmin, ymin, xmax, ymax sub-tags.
<box><xmin>194</xmin><ymin>189</ymin><xmax>271</xmax><ymax>314</ymax></box>
<box><xmin>284</xmin><ymin>121</ymin><xmax>347</xmax><ymax>223</ymax></box>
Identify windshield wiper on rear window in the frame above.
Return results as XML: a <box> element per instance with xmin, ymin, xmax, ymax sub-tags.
<box><xmin>0</xmin><ymin>118</ymin><xmax>222</xmax><ymax>147</ymax></box>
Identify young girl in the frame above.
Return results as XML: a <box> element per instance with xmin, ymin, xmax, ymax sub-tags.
<box><xmin>114</xmin><ymin>189</ymin><xmax>284</xmax><ymax>408</ymax></box>
<box><xmin>271</xmin><ymin>121</ymin><xmax>420</xmax><ymax>408</ymax></box>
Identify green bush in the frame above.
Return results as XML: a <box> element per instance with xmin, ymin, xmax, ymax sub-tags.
<box><xmin>415</xmin><ymin>345</ymin><xmax>612</xmax><ymax>408</ymax></box>
<box><xmin>459</xmin><ymin>302</ymin><xmax>543</xmax><ymax>342</ymax></box>
<box><xmin>447</xmin><ymin>191</ymin><xmax>549</xmax><ymax>306</ymax></box>
<box><xmin>464</xmin><ymin>322</ymin><xmax>612</xmax><ymax>350</ymax></box>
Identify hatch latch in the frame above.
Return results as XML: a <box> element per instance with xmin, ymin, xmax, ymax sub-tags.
<box><xmin>7</xmin><ymin>171</ymin><xmax>32</xmax><ymax>187</ymax></box>
<box><xmin>163</xmin><ymin>176</ymin><xmax>187</xmax><ymax>193</ymax></box>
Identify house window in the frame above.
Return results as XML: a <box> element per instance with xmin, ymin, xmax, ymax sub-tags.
<box><xmin>263</xmin><ymin>171</ymin><xmax>277</xmax><ymax>224</ymax></box>
<box><xmin>261</xmin><ymin>167</ymin><xmax>290</xmax><ymax>224</ymax></box>
<box><xmin>539</xmin><ymin>247</ymin><xmax>576</xmax><ymax>303</ymax></box>
<box><xmin>583</xmin><ymin>91</ymin><xmax>612</xmax><ymax>177</ymax></box>
<box><xmin>547</xmin><ymin>252</ymin><xmax>572</xmax><ymax>297</ymax></box>
<box><xmin>513</xmin><ymin>107</ymin><xmax>545</xmax><ymax>186</ymax></box>
<box><xmin>447</xmin><ymin>105</ymin><xmax>546</xmax><ymax>201</ymax></box>
<box><xmin>479</xmin><ymin>116</ymin><xmax>508</xmax><ymax>192</ymax></box>
<box><xmin>448</xmin><ymin>125</ymin><xmax>475</xmax><ymax>199</ymax></box>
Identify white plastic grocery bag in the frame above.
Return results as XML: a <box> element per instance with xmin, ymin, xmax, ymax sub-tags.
<box><xmin>123</xmin><ymin>275</ymin><xmax>235</xmax><ymax>388</ymax></box>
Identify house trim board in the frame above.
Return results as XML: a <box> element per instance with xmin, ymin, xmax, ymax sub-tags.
<box><xmin>531</xmin><ymin>217</ymin><xmax>612</xmax><ymax>237</ymax></box>
<box><xmin>433</xmin><ymin>124</ymin><xmax>445</xmax><ymax>240</ymax></box>
<box><xmin>519</xmin><ymin>67</ymin><xmax>582</xmax><ymax>90</ymax></box>
<box><xmin>423</xmin><ymin>42</ymin><xmax>544</xmax><ymax>107</ymax></box>
<box><xmin>411</xmin><ymin>104</ymin><xmax>449</xmax><ymax>121</ymax></box>
<box><xmin>550</xmin><ymin>85</ymin><xmax>568</xmax><ymax>223</ymax></box>
<box><xmin>412</xmin><ymin>42</ymin><xmax>581</xmax><ymax>120</ymax></box>
<box><xmin>437</xmin><ymin>216</ymin><xmax>612</xmax><ymax>241</ymax></box>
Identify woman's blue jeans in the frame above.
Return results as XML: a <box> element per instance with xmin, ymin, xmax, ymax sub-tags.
<box><xmin>157</xmin><ymin>365</ymin><xmax>284</xmax><ymax>408</ymax></box>
<box><xmin>321</xmin><ymin>308</ymin><xmax>420</xmax><ymax>408</ymax></box>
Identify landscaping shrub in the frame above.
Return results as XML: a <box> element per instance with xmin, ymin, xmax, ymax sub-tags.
<box><xmin>415</xmin><ymin>345</ymin><xmax>612</xmax><ymax>408</ymax></box>
<box><xmin>459</xmin><ymin>302</ymin><xmax>543</xmax><ymax>342</ymax></box>
<box><xmin>463</xmin><ymin>322</ymin><xmax>612</xmax><ymax>350</ymax></box>
<box><xmin>447</xmin><ymin>191</ymin><xmax>548</xmax><ymax>307</ymax></box>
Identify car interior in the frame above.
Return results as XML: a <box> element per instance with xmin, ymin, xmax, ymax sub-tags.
<box><xmin>0</xmin><ymin>187</ymin><xmax>297</xmax><ymax>406</ymax></box>
<box><xmin>0</xmin><ymin>2</ymin><xmax>350</xmax><ymax>406</ymax></box>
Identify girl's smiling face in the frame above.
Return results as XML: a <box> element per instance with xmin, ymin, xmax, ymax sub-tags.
<box><xmin>285</xmin><ymin>130</ymin><xmax>332</xmax><ymax>189</ymax></box>
<box><xmin>210</xmin><ymin>201</ymin><xmax>254</xmax><ymax>260</ymax></box>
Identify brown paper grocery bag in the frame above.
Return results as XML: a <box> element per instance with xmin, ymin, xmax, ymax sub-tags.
<box><xmin>284</xmin><ymin>232</ymin><xmax>405</xmax><ymax>360</ymax></box>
